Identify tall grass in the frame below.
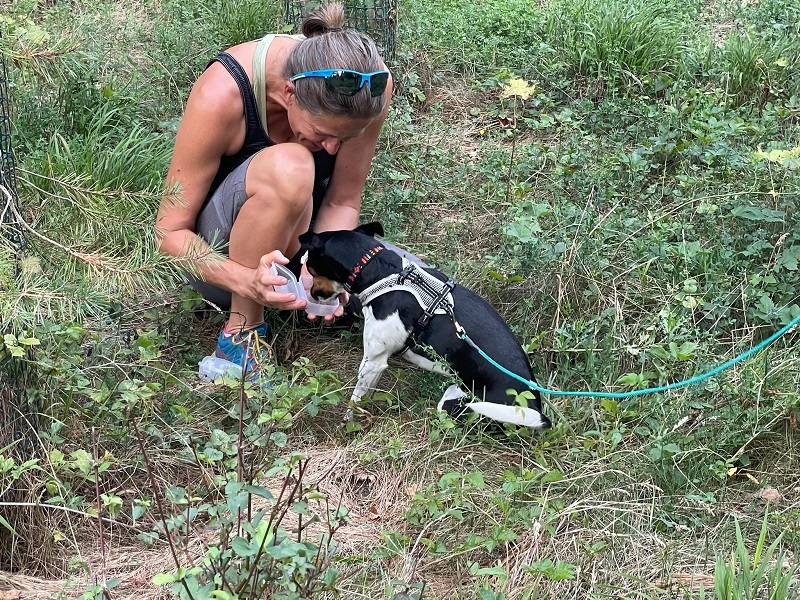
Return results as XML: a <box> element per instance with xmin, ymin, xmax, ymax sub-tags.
<box><xmin>713</xmin><ymin>509</ymin><xmax>798</xmax><ymax>599</ymax></box>
<box><xmin>206</xmin><ymin>0</ymin><xmax>284</xmax><ymax>47</ymax></box>
<box><xmin>544</xmin><ymin>0</ymin><xmax>692</xmax><ymax>91</ymax></box>
<box><xmin>717</xmin><ymin>33</ymin><xmax>800</xmax><ymax>107</ymax></box>
<box><xmin>401</xmin><ymin>0</ymin><xmax>545</xmax><ymax>75</ymax></box>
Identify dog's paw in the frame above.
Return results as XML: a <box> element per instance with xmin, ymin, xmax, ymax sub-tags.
<box><xmin>437</xmin><ymin>384</ymin><xmax>470</xmax><ymax>418</ymax></box>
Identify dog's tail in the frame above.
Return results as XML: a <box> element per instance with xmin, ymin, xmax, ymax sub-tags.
<box><xmin>437</xmin><ymin>385</ymin><xmax>550</xmax><ymax>429</ymax></box>
<box><xmin>465</xmin><ymin>402</ymin><xmax>549</xmax><ymax>429</ymax></box>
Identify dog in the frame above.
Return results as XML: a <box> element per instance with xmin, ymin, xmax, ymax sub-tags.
<box><xmin>299</xmin><ymin>223</ymin><xmax>551</xmax><ymax>429</ymax></box>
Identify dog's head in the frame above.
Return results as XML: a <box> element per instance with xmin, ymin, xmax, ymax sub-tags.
<box><xmin>299</xmin><ymin>222</ymin><xmax>385</xmax><ymax>301</ymax></box>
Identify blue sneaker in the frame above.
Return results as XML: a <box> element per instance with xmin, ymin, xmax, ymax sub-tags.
<box><xmin>214</xmin><ymin>322</ymin><xmax>275</xmax><ymax>382</ymax></box>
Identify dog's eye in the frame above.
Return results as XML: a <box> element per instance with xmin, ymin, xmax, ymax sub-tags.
<box><xmin>300</xmin><ymin>251</ymin><xmax>309</xmax><ymax>265</ymax></box>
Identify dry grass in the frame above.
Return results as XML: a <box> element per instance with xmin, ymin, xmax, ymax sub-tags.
<box><xmin>2</xmin><ymin>393</ymin><xmax>798</xmax><ymax>598</ymax></box>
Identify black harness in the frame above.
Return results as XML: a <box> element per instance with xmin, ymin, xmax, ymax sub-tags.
<box><xmin>394</xmin><ymin>263</ymin><xmax>456</xmax><ymax>354</ymax></box>
<box><xmin>344</xmin><ymin>250</ymin><xmax>456</xmax><ymax>354</ymax></box>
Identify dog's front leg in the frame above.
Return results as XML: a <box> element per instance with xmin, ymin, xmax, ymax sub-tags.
<box><xmin>344</xmin><ymin>307</ymin><xmax>408</xmax><ymax>421</ymax></box>
<box><xmin>343</xmin><ymin>352</ymin><xmax>391</xmax><ymax>422</ymax></box>
<box><xmin>352</xmin><ymin>353</ymin><xmax>390</xmax><ymax>403</ymax></box>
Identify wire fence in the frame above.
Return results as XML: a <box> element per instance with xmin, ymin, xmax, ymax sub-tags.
<box><xmin>0</xmin><ymin>36</ymin><xmax>38</xmax><ymax>512</ymax></box>
<box><xmin>1</xmin><ymin>35</ymin><xmax>25</xmax><ymax>255</ymax></box>
<box><xmin>284</xmin><ymin>0</ymin><xmax>398</xmax><ymax>63</ymax></box>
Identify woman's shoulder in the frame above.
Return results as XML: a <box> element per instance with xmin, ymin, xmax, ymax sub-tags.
<box><xmin>186</xmin><ymin>62</ymin><xmax>248</xmax><ymax>136</ymax></box>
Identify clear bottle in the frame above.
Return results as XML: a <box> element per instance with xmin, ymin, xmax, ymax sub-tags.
<box><xmin>198</xmin><ymin>355</ymin><xmax>242</xmax><ymax>382</ymax></box>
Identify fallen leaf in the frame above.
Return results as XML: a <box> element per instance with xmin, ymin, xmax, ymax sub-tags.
<box><xmin>757</xmin><ymin>488</ymin><xmax>782</xmax><ymax>503</ymax></box>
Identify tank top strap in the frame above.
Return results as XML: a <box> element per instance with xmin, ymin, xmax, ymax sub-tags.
<box><xmin>252</xmin><ymin>34</ymin><xmax>276</xmax><ymax>138</ymax></box>
<box><xmin>252</xmin><ymin>33</ymin><xmax>305</xmax><ymax>139</ymax></box>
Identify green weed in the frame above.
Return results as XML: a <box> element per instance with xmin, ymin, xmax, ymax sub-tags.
<box><xmin>208</xmin><ymin>0</ymin><xmax>283</xmax><ymax>48</ymax></box>
<box><xmin>716</xmin><ymin>32</ymin><xmax>800</xmax><ymax>108</ymax></box>
<box><xmin>711</xmin><ymin>508</ymin><xmax>798</xmax><ymax>599</ymax></box>
<box><xmin>543</xmin><ymin>0</ymin><xmax>692</xmax><ymax>93</ymax></box>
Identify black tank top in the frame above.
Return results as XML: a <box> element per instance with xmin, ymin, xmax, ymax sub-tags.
<box><xmin>202</xmin><ymin>52</ymin><xmax>336</xmax><ymax>213</ymax></box>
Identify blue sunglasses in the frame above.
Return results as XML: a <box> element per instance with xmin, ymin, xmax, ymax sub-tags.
<box><xmin>289</xmin><ymin>69</ymin><xmax>390</xmax><ymax>97</ymax></box>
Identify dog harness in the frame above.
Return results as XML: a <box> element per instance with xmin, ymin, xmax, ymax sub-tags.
<box><xmin>356</xmin><ymin>258</ymin><xmax>456</xmax><ymax>352</ymax></box>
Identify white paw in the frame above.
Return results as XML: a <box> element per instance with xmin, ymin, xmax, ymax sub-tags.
<box><xmin>437</xmin><ymin>384</ymin><xmax>468</xmax><ymax>411</ymax></box>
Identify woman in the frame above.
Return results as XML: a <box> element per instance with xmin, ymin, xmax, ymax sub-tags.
<box><xmin>156</xmin><ymin>3</ymin><xmax>391</xmax><ymax>378</ymax></box>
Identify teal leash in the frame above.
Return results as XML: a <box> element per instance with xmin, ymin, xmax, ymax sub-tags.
<box><xmin>453</xmin><ymin>312</ymin><xmax>800</xmax><ymax>399</ymax></box>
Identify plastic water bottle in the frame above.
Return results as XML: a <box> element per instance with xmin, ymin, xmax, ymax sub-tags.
<box><xmin>198</xmin><ymin>355</ymin><xmax>242</xmax><ymax>382</ymax></box>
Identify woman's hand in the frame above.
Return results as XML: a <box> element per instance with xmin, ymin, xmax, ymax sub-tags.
<box><xmin>249</xmin><ymin>250</ymin><xmax>308</xmax><ymax>310</ymax></box>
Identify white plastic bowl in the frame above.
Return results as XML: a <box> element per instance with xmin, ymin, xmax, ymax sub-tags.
<box><xmin>271</xmin><ymin>263</ymin><xmax>304</xmax><ymax>297</ymax></box>
<box><xmin>270</xmin><ymin>263</ymin><xmax>340</xmax><ymax>316</ymax></box>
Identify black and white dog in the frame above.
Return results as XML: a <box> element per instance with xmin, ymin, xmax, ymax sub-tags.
<box><xmin>299</xmin><ymin>223</ymin><xmax>551</xmax><ymax>429</ymax></box>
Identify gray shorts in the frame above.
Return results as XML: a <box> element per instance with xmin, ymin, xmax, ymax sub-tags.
<box><xmin>196</xmin><ymin>155</ymin><xmax>254</xmax><ymax>254</ymax></box>
<box><xmin>188</xmin><ymin>156</ymin><xmax>255</xmax><ymax>308</ymax></box>
<box><xmin>187</xmin><ymin>154</ymin><xmax>429</xmax><ymax>309</ymax></box>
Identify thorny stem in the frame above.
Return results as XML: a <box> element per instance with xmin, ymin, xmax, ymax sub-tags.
<box><xmin>132</xmin><ymin>420</ymin><xmax>196</xmax><ymax>600</ymax></box>
<box><xmin>503</xmin><ymin>98</ymin><xmax>519</xmax><ymax>205</ymax></box>
<box><xmin>242</xmin><ymin>467</ymin><xmax>295</xmax><ymax>597</ymax></box>
<box><xmin>185</xmin><ymin>436</ymin><xmax>236</xmax><ymax>595</ymax></box>
<box><xmin>187</xmin><ymin>436</ymin><xmax>216</xmax><ymax>496</ymax></box>
<box><xmin>91</xmin><ymin>428</ymin><xmax>110</xmax><ymax>597</ymax></box>
<box><xmin>237</xmin><ymin>383</ymin><xmax>246</xmax><ymax>538</ymax></box>
<box><xmin>0</xmin><ymin>502</ymin><xmax>146</xmax><ymax>532</ymax></box>
<box><xmin>242</xmin><ymin>460</ymin><xmax>308</xmax><ymax>598</ymax></box>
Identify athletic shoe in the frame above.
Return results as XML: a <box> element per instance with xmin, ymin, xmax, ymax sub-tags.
<box><xmin>213</xmin><ymin>322</ymin><xmax>275</xmax><ymax>383</ymax></box>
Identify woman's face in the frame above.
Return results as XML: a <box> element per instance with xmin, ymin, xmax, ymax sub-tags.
<box><xmin>287</xmin><ymin>105</ymin><xmax>372</xmax><ymax>155</ymax></box>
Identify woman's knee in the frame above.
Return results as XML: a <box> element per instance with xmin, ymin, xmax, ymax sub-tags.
<box><xmin>247</xmin><ymin>144</ymin><xmax>315</xmax><ymax>211</ymax></box>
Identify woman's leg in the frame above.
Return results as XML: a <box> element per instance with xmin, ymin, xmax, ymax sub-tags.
<box><xmin>227</xmin><ymin>143</ymin><xmax>315</xmax><ymax>329</ymax></box>
<box><xmin>193</xmin><ymin>143</ymin><xmax>316</xmax><ymax>327</ymax></box>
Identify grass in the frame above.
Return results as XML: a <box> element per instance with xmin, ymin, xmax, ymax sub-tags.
<box><xmin>1</xmin><ymin>0</ymin><xmax>800</xmax><ymax>598</ymax></box>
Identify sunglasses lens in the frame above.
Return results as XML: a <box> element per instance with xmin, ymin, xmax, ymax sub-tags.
<box><xmin>368</xmin><ymin>72</ymin><xmax>389</xmax><ymax>96</ymax></box>
<box><xmin>324</xmin><ymin>71</ymin><xmax>362</xmax><ymax>96</ymax></box>
<box><xmin>320</xmin><ymin>71</ymin><xmax>389</xmax><ymax>97</ymax></box>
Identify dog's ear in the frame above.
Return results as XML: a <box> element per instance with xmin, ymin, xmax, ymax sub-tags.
<box><xmin>288</xmin><ymin>231</ymin><xmax>318</xmax><ymax>276</ymax></box>
<box><xmin>306</xmin><ymin>233</ymin><xmax>326</xmax><ymax>257</ymax></box>
<box><xmin>298</xmin><ymin>230</ymin><xmax>315</xmax><ymax>246</ymax></box>
<box><xmin>355</xmin><ymin>222</ymin><xmax>384</xmax><ymax>238</ymax></box>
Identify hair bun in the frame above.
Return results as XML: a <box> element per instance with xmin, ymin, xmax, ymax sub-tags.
<box><xmin>301</xmin><ymin>3</ymin><xmax>346</xmax><ymax>38</ymax></box>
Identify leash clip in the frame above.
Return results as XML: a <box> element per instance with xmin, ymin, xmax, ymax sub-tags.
<box><xmin>453</xmin><ymin>319</ymin><xmax>466</xmax><ymax>338</ymax></box>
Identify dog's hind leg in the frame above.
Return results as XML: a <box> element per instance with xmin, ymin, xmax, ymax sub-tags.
<box><xmin>436</xmin><ymin>386</ymin><xmax>548</xmax><ymax>429</ymax></box>
<box><xmin>401</xmin><ymin>348</ymin><xmax>451</xmax><ymax>375</ymax></box>
<box><xmin>464</xmin><ymin>402</ymin><xmax>548</xmax><ymax>429</ymax></box>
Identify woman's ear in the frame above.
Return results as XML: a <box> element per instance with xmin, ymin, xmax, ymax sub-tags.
<box><xmin>283</xmin><ymin>81</ymin><xmax>297</xmax><ymax>106</ymax></box>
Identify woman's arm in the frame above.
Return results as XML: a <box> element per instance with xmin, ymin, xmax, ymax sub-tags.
<box><xmin>157</xmin><ymin>66</ymin><xmax>242</xmax><ymax>279</ymax></box>
<box><xmin>312</xmin><ymin>77</ymin><xmax>393</xmax><ymax>233</ymax></box>
<box><xmin>157</xmin><ymin>65</ymin><xmax>296</xmax><ymax>306</ymax></box>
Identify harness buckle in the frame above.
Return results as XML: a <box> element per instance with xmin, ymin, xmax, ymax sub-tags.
<box><xmin>398</xmin><ymin>264</ymin><xmax>415</xmax><ymax>285</ymax></box>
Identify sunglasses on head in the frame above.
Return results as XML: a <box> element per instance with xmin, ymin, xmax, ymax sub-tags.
<box><xmin>289</xmin><ymin>69</ymin><xmax>390</xmax><ymax>97</ymax></box>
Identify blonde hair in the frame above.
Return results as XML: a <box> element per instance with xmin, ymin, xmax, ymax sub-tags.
<box><xmin>285</xmin><ymin>3</ymin><xmax>387</xmax><ymax>119</ymax></box>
